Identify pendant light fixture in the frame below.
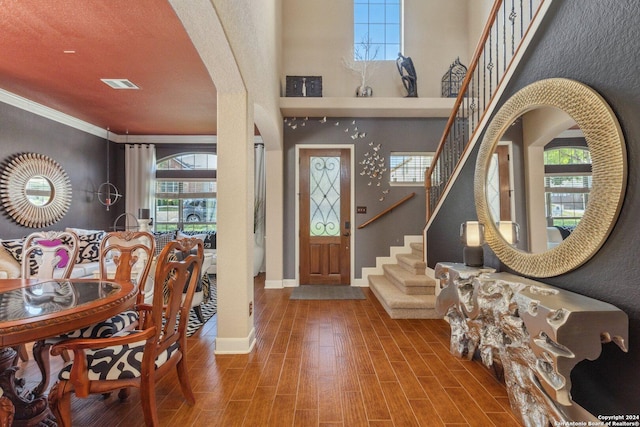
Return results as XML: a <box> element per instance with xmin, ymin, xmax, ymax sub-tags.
<box><xmin>96</xmin><ymin>128</ymin><xmax>122</xmax><ymax>210</ymax></box>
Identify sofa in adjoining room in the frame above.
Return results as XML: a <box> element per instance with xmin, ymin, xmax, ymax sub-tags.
<box><xmin>0</xmin><ymin>228</ymin><xmax>215</xmax><ymax>317</ymax></box>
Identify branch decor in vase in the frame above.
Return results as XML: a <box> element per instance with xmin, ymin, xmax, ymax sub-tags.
<box><xmin>343</xmin><ymin>34</ymin><xmax>379</xmax><ymax>97</ymax></box>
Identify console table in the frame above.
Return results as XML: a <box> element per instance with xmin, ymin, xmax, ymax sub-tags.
<box><xmin>434</xmin><ymin>262</ymin><xmax>629</xmax><ymax>426</ymax></box>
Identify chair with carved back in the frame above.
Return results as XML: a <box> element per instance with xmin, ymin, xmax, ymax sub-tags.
<box><xmin>48</xmin><ymin>238</ymin><xmax>203</xmax><ymax>427</ymax></box>
<box><xmin>33</xmin><ymin>231</ymin><xmax>155</xmax><ymax>397</ymax></box>
<box><xmin>16</xmin><ymin>230</ymin><xmax>79</xmax><ymax>377</ymax></box>
<box><xmin>20</xmin><ymin>230</ymin><xmax>79</xmax><ymax>281</ymax></box>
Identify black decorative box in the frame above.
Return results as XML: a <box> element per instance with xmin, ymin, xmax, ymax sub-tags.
<box><xmin>285</xmin><ymin>76</ymin><xmax>322</xmax><ymax>97</ymax></box>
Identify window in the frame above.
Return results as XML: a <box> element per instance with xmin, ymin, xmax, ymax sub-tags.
<box><xmin>544</xmin><ymin>146</ymin><xmax>591</xmax><ymax>227</ymax></box>
<box><xmin>155</xmin><ymin>153</ymin><xmax>217</xmax><ymax>232</ymax></box>
<box><xmin>354</xmin><ymin>0</ymin><xmax>402</xmax><ymax>60</ymax></box>
<box><xmin>389</xmin><ymin>152</ymin><xmax>433</xmax><ymax>186</ymax></box>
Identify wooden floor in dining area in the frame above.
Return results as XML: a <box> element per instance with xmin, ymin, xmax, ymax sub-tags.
<box><xmin>19</xmin><ymin>275</ymin><xmax>522</xmax><ymax>427</ymax></box>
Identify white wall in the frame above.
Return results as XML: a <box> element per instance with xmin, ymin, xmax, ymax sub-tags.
<box><xmin>467</xmin><ymin>0</ymin><xmax>494</xmax><ymax>60</ymax></box>
<box><xmin>282</xmin><ymin>0</ymin><xmax>471</xmax><ymax>98</ymax></box>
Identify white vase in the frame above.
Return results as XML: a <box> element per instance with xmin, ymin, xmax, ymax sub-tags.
<box><xmin>253</xmin><ymin>234</ymin><xmax>264</xmax><ymax>277</ymax></box>
<box><xmin>356</xmin><ymin>85</ymin><xmax>373</xmax><ymax>97</ymax></box>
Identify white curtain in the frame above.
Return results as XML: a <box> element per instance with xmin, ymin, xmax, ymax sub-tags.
<box><xmin>125</xmin><ymin>144</ymin><xmax>156</xmax><ymax>227</ymax></box>
<box><xmin>254</xmin><ymin>143</ymin><xmax>266</xmax><ymax>273</ymax></box>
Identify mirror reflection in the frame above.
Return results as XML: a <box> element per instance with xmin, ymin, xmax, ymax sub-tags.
<box><xmin>475</xmin><ymin>78</ymin><xmax>625</xmax><ymax>278</ymax></box>
<box><xmin>25</xmin><ymin>175</ymin><xmax>53</xmax><ymax>206</ymax></box>
<box><xmin>486</xmin><ymin>107</ymin><xmax>591</xmax><ymax>254</ymax></box>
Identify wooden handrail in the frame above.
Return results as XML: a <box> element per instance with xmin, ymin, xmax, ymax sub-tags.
<box><xmin>357</xmin><ymin>192</ymin><xmax>415</xmax><ymax>229</ymax></box>
<box><xmin>424</xmin><ymin>0</ymin><xmax>546</xmax><ymax>221</ymax></box>
<box><xmin>426</xmin><ymin>0</ymin><xmax>504</xmax><ymax>180</ymax></box>
<box><xmin>424</xmin><ymin>0</ymin><xmax>504</xmax><ymax>206</ymax></box>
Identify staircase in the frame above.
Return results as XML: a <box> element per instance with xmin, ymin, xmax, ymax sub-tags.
<box><xmin>367</xmin><ymin>239</ymin><xmax>439</xmax><ymax>319</ymax></box>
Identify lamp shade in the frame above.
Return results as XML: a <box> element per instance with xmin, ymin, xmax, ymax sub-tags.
<box><xmin>460</xmin><ymin>221</ymin><xmax>484</xmax><ymax>247</ymax></box>
<box><xmin>498</xmin><ymin>221</ymin><xmax>520</xmax><ymax>245</ymax></box>
<box><xmin>138</xmin><ymin>208</ymin><xmax>150</xmax><ymax>219</ymax></box>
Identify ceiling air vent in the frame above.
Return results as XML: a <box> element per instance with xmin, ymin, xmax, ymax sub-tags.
<box><xmin>100</xmin><ymin>78</ymin><xmax>140</xmax><ymax>90</ymax></box>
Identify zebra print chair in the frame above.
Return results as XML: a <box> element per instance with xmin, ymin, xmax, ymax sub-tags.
<box><xmin>33</xmin><ymin>231</ymin><xmax>155</xmax><ymax>396</ymax></box>
<box><xmin>48</xmin><ymin>238</ymin><xmax>202</xmax><ymax>427</ymax></box>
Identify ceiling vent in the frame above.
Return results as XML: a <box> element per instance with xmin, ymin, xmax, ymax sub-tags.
<box><xmin>100</xmin><ymin>79</ymin><xmax>140</xmax><ymax>89</ymax></box>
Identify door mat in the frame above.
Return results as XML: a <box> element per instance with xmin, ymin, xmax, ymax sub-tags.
<box><xmin>290</xmin><ymin>285</ymin><xmax>366</xmax><ymax>300</ymax></box>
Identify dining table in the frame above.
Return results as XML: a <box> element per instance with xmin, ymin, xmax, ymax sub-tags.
<box><xmin>0</xmin><ymin>278</ymin><xmax>137</xmax><ymax>426</ymax></box>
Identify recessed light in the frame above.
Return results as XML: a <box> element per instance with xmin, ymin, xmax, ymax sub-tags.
<box><xmin>63</xmin><ymin>50</ymin><xmax>76</xmax><ymax>54</ymax></box>
<box><xmin>100</xmin><ymin>79</ymin><xmax>140</xmax><ymax>90</ymax></box>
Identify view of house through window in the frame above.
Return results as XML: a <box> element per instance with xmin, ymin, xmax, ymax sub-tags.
<box><xmin>544</xmin><ymin>146</ymin><xmax>591</xmax><ymax>227</ymax></box>
<box><xmin>389</xmin><ymin>152</ymin><xmax>433</xmax><ymax>185</ymax></box>
<box><xmin>155</xmin><ymin>153</ymin><xmax>217</xmax><ymax>232</ymax></box>
<box><xmin>354</xmin><ymin>0</ymin><xmax>402</xmax><ymax>61</ymax></box>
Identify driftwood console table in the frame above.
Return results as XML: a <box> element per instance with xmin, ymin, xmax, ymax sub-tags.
<box><xmin>434</xmin><ymin>262</ymin><xmax>628</xmax><ymax>426</ymax></box>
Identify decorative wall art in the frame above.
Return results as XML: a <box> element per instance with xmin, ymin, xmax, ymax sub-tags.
<box><xmin>284</xmin><ymin>117</ymin><xmax>390</xmax><ymax>201</ymax></box>
<box><xmin>0</xmin><ymin>152</ymin><xmax>72</xmax><ymax>227</ymax></box>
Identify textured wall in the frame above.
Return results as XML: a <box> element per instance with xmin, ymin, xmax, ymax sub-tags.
<box><xmin>428</xmin><ymin>0</ymin><xmax>640</xmax><ymax>415</ymax></box>
<box><xmin>281</xmin><ymin>0</ymin><xmax>472</xmax><ymax>98</ymax></box>
<box><xmin>283</xmin><ymin>117</ymin><xmax>446</xmax><ymax>279</ymax></box>
<box><xmin>0</xmin><ymin>103</ymin><xmax>117</xmax><ymax>238</ymax></box>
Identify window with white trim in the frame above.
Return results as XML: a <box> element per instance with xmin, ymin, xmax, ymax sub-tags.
<box><xmin>389</xmin><ymin>152</ymin><xmax>433</xmax><ymax>186</ymax></box>
<box><xmin>155</xmin><ymin>153</ymin><xmax>217</xmax><ymax>232</ymax></box>
<box><xmin>544</xmin><ymin>146</ymin><xmax>591</xmax><ymax>227</ymax></box>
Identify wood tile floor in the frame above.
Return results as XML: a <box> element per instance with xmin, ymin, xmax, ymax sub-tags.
<box><xmin>17</xmin><ymin>275</ymin><xmax>523</xmax><ymax>426</ymax></box>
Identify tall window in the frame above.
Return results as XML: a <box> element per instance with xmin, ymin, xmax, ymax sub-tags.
<box><xmin>544</xmin><ymin>146</ymin><xmax>591</xmax><ymax>227</ymax></box>
<box><xmin>155</xmin><ymin>153</ymin><xmax>217</xmax><ymax>232</ymax></box>
<box><xmin>354</xmin><ymin>0</ymin><xmax>402</xmax><ymax>60</ymax></box>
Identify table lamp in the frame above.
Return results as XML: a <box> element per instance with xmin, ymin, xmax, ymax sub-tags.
<box><xmin>498</xmin><ymin>221</ymin><xmax>520</xmax><ymax>245</ymax></box>
<box><xmin>460</xmin><ymin>221</ymin><xmax>484</xmax><ymax>267</ymax></box>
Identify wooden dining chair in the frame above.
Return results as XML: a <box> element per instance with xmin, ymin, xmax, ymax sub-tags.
<box><xmin>33</xmin><ymin>231</ymin><xmax>155</xmax><ymax>396</ymax></box>
<box><xmin>21</xmin><ymin>230</ymin><xmax>79</xmax><ymax>281</ymax></box>
<box><xmin>97</xmin><ymin>230</ymin><xmax>156</xmax><ymax>330</ymax></box>
<box><xmin>48</xmin><ymin>238</ymin><xmax>202</xmax><ymax>427</ymax></box>
<box><xmin>17</xmin><ymin>230</ymin><xmax>79</xmax><ymax>365</ymax></box>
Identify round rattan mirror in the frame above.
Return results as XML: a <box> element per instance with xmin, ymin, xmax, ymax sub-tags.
<box><xmin>0</xmin><ymin>153</ymin><xmax>72</xmax><ymax>228</ymax></box>
<box><xmin>475</xmin><ymin>78</ymin><xmax>626</xmax><ymax>277</ymax></box>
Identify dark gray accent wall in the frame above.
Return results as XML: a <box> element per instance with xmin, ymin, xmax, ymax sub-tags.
<box><xmin>0</xmin><ymin>102</ymin><xmax>117</xmax><ymax>238</ymax></box>
<box><xmin>284</xmin><ymin>117</ymin><xmax>446</xmax><ymax>279</ymax></box>
<box><xmin>428</xmin><ymin>0</ymin><xmax>640</xmax><ymax>415</ymax></box>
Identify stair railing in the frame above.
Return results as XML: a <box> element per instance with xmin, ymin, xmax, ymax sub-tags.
<box><xmin>358</xmin><ymin>192</ymin><xmax>415</xmax><ymax>229</ymax></box>
<box><xmin>425</xmin><ymin>0</ymin><xmax>548</xmax><ymax>222</ymax></box>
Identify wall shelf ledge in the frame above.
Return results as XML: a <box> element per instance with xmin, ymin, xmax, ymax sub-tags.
<box><xmin>279</xmin><ymin>96</ymin><xmax>456</xmax><ymax>118</ymax></box>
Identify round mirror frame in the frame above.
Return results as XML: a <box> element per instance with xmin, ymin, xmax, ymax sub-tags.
<box><xmin>0</xmin><ymin>152</ymin><xmax>72</xmax><ymax>228</ymax></box>
<box><xmin>474</xmin><ymin>78</ymin><xmax>627</xmax><ymax>277</ymax></box>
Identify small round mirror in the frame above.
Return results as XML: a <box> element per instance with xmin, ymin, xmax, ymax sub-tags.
<box><xmin>25</xmin><ymin>175</ymin><xmax>53</xmax><ymax>206</ymax></box>
<box><xmin>0</xmin><ymin>153</ymin><xmax>72</xmax><ymax>228</ymax></box>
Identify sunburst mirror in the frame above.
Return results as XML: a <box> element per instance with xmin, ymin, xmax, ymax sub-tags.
<box><xmin>0</xmin><ymin>153</ymin><xmax>72</xmax><ymax>228</ymax></box>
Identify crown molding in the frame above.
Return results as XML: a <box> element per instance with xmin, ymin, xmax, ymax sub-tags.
<box><xmin>0</xmin><ymin>88</ymin><xmax>218</xmax><ymax>144</ymax></box>
<box><xmin>0</xmin><ymin>88</ymin><xmax>106</xmax><ymax>137</ymax></box>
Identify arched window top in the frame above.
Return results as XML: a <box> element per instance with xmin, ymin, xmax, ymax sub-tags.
<box><xmin>157</xmin><ymin>153</ymin><xmax>217</xmax><ymax>170</ymax></box>
<box><xmin>544</xmin><ymin>147</ymin><xmax>591</xmax><ymax>166</ymax></box>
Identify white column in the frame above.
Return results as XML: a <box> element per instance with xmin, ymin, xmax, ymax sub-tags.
<box><xmin>264</xmin><ymin>148</ymin><xmax>284</xmax><ymax>289</ymax></box>
<box><xmin>215</xmin><ymin>91</ymin><xmax>256</xmax><ymax>354</ymax></box>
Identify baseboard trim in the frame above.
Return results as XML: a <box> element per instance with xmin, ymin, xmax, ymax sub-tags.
<box><xmin>283</xmin><ymin>279</ymin><xmax>297</xmax><ymax>287</ymax></box>
<box><xmin>214</xmin><ymin>328</ymin><xmax>256</xmax><ymax>354</ymax></box>
<box><xmin>264</xmin><ymin>279</ymin><xmax>284</xmax><ymax>289</ymax></box>
<box><xmin>352</xmin><ymin>278</ymin><xmax>369</xmax><ymax>287</ymax></box>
